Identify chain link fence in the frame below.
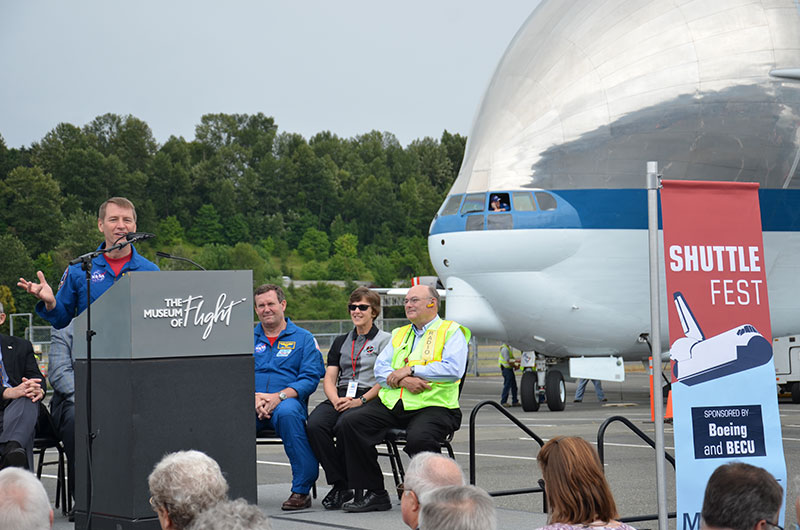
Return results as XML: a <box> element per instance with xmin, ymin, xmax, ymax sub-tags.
<box><xmin>21</xmin><ymin>319</ymin><xmax>509</xmax><ymax>379</ymax></box>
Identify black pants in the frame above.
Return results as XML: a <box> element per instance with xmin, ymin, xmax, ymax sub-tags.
<box><xmin>307</xmin><ymin>400</ymin><xmax>351</xmax><ymax>487</ymax></box>
<box><xmin>336</xmin><ymin>400</ymin><xmax>461</xmax><ymax>491</ymax></box>
<box><xmin>50</xmin><ymin>397</ymin><xmax>75</xmax><ymax>497</ymax></box>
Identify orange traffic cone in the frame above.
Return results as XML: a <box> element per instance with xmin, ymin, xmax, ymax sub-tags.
<box><xmin>664</xmin><ymin>389</ymin><xmax>673</xmax><ymax>419</ymax></box>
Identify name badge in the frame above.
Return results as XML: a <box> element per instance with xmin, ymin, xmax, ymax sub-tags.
<box><xmin>346</xmin><ymin>380</ymin><xmax>358</xmax><ymax>398</ymax></box>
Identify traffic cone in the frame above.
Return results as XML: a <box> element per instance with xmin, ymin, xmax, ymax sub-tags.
<box><xmin>664</xmin><ymin>389</ymin><xmax>673</xmax><ymax>419</ymax></box>
<box><xmin>648</xmin><ymin>357</ymin><xmax>655</xmax><ymax>422</ymax></box>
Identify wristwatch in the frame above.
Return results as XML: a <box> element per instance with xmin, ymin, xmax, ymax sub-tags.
<box><xmin>409</xmin><ymin>366</ymin><xmax>415</xmax><ymax>377</ymax></box>
<box><xmin>278</xmin><ymin>392</ymin><xmax>287</xmax><ymax>401</ymax></box>
<box><xmin>360</xmin><ymin>396</ymin><xmax>368</xmax><ymax>405</ymax></box>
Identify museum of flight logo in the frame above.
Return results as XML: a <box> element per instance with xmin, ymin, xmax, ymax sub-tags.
<box><xmin>142</xmin><ymin>293</ymin><xmax>247</xmax><ymax>340</ymax></box>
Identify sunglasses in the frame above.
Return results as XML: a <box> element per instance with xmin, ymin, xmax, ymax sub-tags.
<box><xmin>348</xmin><ymin>304</ymin><xmax>370</xmax><ymax>312</ymax></box>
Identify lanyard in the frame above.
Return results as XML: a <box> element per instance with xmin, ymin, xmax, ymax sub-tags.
<box><xmin>351</xmin><ymin>336</ymin><xmax>369</xmax><ymax>378</ymax></box>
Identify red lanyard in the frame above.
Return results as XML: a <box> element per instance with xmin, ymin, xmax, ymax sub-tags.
<box><xmin>351</xmin><ymin>336</ymin><xmax>369</xmax><ymax>378</ymax></box>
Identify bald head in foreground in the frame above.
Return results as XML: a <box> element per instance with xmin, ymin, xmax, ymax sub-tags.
<box><xmin>402</xmin><ymin>452</ymin><xmax>466</xmax><ymax>529</ymax></box>
<box><xmin>0</xmin><ymin>467</ymin><xmax>53</xmax><ymax>530</ymax></box>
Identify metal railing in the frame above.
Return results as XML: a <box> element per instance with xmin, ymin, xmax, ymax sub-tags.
<box><xmin>468</xmin><ymin>400</ymin><xmax>548</xmax><ymax>511</ymax></box>
<box><xmin>596</xmin><ymin>415</ymin><xmax>676</xmax><ymax>524</ymax></box>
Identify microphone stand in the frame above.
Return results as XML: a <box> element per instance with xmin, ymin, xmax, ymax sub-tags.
<box><xmin>69</xmin><ymin>238</ymin><xmax>130</xmax><ymax>530</ymax></box>
<box><xmin>155</xmin><ymin>251</ymin><xmax>206</xmax><ymax>271</ymax></box>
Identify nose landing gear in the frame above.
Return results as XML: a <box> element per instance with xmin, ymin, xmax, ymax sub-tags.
<box><xmin>519</xmin><ymin>352</ymin><xmax>567</xmax><ymax>412</ymax></box>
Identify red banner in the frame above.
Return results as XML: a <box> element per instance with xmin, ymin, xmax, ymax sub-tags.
<box><xmin>662</xmin><ymin>181</ymin><xmax>771</xmax><ymax>378</ymax></box>
<box><xmin>661</xmin><ymin>180</ymin><xmax>785</xmax><ymax>529</ymax></box>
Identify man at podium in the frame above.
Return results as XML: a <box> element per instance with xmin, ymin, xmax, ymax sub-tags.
<box><xmin>18</xmin><ymin>196</ymin><xmax>159</xmax><ymax>329</ymax></box>
<box><xmin>16</xmin><ymin>196</ymin><xmax>158</xmax><ymax>519</ymax></box>
<box><xmin>253</xmin><ymin>284</ymin><xmax>325</xmax><ymax>511</ymax></box>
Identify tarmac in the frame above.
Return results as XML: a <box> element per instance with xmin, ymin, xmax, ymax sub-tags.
<box><xmin>45</xmin><ymin>370</ymin><xmax>800</xmax><ymax>529</ymax></box>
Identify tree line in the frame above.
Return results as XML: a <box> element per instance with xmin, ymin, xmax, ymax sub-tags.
<box><xmin>0</xmin><ymin>113</ymin><xmax>465</xmax><ymax>329</ymax></box>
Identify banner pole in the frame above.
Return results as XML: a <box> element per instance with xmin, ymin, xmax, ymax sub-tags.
<box><xmin>647</xmin><ymin>161</ymin><xmax>669</xmax><ymax>529</ymax></box>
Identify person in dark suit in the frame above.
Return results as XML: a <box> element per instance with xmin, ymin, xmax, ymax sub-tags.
<box><xmin>0</xmin><ymin>302</ymin><xmax>46</xmax><ymax>470</ymax></box>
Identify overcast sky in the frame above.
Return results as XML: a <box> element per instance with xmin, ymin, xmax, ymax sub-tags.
<box><xmin>0</xmin><ymin>1</ymin><xmax>537</xmax><ymax>149</ymax></box>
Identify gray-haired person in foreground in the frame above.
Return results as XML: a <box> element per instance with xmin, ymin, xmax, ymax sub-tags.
<box><xmin>0</xmin><ymin>467</ymin><xmax>53</xmax><ymax>529</ymax></box>
<box><xmin>419</xmin><ymin>485</ymin><xmax>497</xmax><ymax>530</ymax></box>
<box><xmin>187</xmin><ymin>499</ymin><xmax>271</xmax><ymax>530</ymax></box>
<box><xmin>148</xmin><ymin>450</ymin><xmax>229</xmax><ymax>530</ymax></box>
<box><xmin>402</xmin><ymin>452</ymin><xmax>466</xmax><ymax>529</ymax></box>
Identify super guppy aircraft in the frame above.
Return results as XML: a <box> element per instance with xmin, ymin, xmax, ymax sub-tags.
<box><xmin>428</xmin><ymin>0</ymin><xmax>800</xmax><ymax>410</ymax></box>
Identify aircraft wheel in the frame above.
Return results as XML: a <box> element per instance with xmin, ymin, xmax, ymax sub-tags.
<box><xmin>792</xmin><ymin>382</ymin><xmax>800</xmax><ymax>404</ymax></box>
<box><xmin>520</xmin><ymin>370</ymin><xmax>539</xmax><ymax>412</ymax></box>
<box><xmin>545</xmin><ymin>370</ymin><xmax>566</xmax><ymax>411</ymax></box>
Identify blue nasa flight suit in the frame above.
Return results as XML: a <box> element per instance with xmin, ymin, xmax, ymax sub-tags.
<box><xmin>36</xmin><ymin>244</ymin><xmax>159</xmax><ymax>329</ymax></box>
<box><xmin>254</xmin><ymin>319</ymin><xmax>325</xmax><ymax>494</ymax></box>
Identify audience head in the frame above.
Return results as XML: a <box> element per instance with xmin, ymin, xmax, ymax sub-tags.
<box><xmin>0</xmin><ymin>467</ymin><xmax>53</xmax><ymax>530</ymax></box>
<box><xmin>537</xmin><ymin>436</ymin><xmax>619</xmax><ymax>524</ymax></box>
<box><xmin>701</xmin><ymin>462</ymin><xmax>783</xmax><ymax>530</ymax></box>
<box><xmin>402</xmin><ymin>452</ymin><xmax>466</xmax><ymax>528</ymax></box>
<box><xmin>418</xmin><ymin>485</ymin><xmax>496</xmax><ymax>530</ymax></box>
<box><xmin>148</xmin><ymin>450</ymin><xmax>229</xmax><ymax>530</ymax></box>
<box><xmin>187</xmin><ymin>499</ymin><xmax>270</xmax><ymax>530</ymax></box>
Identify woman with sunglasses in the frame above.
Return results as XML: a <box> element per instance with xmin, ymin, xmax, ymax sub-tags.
<box><xmin>536</xmin><ymin>436</ymin><xmax>636</xmax><ymax>530</ymax></box>
<box><xmin>306</xmin><ymin>287</ymin><xmax>391</xmax><ymax>510</ymax></box>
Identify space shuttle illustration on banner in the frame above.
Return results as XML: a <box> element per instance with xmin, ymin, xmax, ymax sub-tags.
<box><xmin>670</xmin><ymin>292</ymin><xmax>773</xmax><ymax>386</ymax></box>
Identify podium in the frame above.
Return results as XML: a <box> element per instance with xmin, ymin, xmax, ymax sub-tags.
<box><xmin>72</xmin><ymin>270</ymin><xmax>256</xmax><ymax>529</ymax></box>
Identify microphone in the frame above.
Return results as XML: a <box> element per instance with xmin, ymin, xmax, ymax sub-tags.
<box><xmin>125</xmin><ymin>232</ymin><xmax>156</xmax><ymax>242</ymax></box>
<box><xmin>156</xmin><ymin>251</ymin><xmax>207</xmax><ymax>271</ymax></box>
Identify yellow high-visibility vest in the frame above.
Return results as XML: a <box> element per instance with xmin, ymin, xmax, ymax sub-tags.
<box><xmin>379</xmin><ymin>319</ymin><xmax>471</xmax><ymax>411</ymax></box>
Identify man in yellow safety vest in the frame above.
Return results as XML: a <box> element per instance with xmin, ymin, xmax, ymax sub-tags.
<box><xmin>338</xmin><ymin>284</ymin><xmax>470</xmax><ymax>513</ymax></box>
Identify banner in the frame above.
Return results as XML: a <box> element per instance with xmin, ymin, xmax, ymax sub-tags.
<box><xmin>661</xmin><ymin>180</ymin><xmax>786</xmax><ymax>530</ymax></box>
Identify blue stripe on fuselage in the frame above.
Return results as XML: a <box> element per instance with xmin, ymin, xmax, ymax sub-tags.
<box><xmin>428</xmin><ymin>188</ymin><xmax>800</xmax><ymax>235</ymax></box>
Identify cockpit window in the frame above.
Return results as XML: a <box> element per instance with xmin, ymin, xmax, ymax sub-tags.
<box><xmin>535</xmin><ymin>192</ymin><xmax>557</xmax><ymax>211</ymax></box>
<box><xmin>512</xmin><ymin>192</ymin><xmax>536</xmax><ymax>211</ymax></box>
<box><xmin>440</xmin><ymin>195</ymin><xmax>463</xmax><ymax>216</ymax></box>
<box><xmin>461</xmin><ymin>193</ymin><xmax>485</xmax><ymax>215</ymax></box>
<box><xmin>488</xmin><ymin>193</ymin><xmax>511</xmax><ymax>212</ymax></box>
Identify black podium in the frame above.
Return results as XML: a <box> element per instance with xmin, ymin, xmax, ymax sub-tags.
<box><xmin>72</xmin><ymin>270</ymin><xmax>256</xmax><ymax>529</ymax></box>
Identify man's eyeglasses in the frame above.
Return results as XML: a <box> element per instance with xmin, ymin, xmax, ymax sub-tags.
<box><xmin>403</xmin><ymin>297</ymin><xmax>433</xmax><ymax>306</ymax></box>
<box><xmin>348</xmin><ymin>304</ymin><xmax>370</xmax><ymax>312</ymax></box>
<box><xmin>765</xmin><ymin>521</ymin><xmax>783</xmax><ymax>530</ymax></box>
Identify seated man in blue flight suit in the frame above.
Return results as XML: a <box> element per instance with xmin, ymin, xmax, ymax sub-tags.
<box><xmin>253</xmin><ymin>284</ymin><xmax>325</xmax><ymax>511</ymax></box>
<box><xmin>18</xmin><ymin>196</ymin><xmax>160</xmax><ymax>329</ymax></box>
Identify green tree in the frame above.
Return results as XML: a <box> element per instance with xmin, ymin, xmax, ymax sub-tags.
<box><xmin>223</xmin><ymin>213</ymin><xmax>251</xmax><ymax>244</ymax></box>
<box><xmin>229</xmin><ymin>242</ymin><xmax>272</xmax><ymax>286</ymax></box>
<box><xmin>0</xmin><ymin>234</ymin><xmax>36</xmax><ymax>290</ymax></box>
<box><xmin>51</xmin><ymin>210</ymin><xmax>101</xmax><ymax>272</ymax></box>
<box><xmin>0</xmin><ymin>285</ymin><xmax>16</xmax><ymax>335</ymax></box>
<box><xmin>440</xmin><ymin>130</ymin><xmax>467</xmax><ymax>184</ymax></box>
<box><xmin>298</xmin><ymin>228</ymin><xmax>330</xmax><ymax>261</ymax></box>
<box><xmin>198</xmin><ymin>243</ymin><xmax>232</xmax><ymax>270</ymax></box>
<box><xmin>300</xmin><ymin>260</ymin><xmax>328</xmax><ymax>280</ymax></box>
<box><xmin>188</xmin><ymin>204</ymin><xmax>224</xmax><ymax>245</ymax></box>
<box><xmin>83</xmin><ymin>113</ymin><xmax>157</xmax><ymax>173</ymax></box>
<box><xmin>285</xmin><ymin>283</ymin><xmax>350</xmax><ymax>320</ymax></box>
<box><xmin>157</xmin><ymin>216</ymin><xmax>185</xmax><ymax>245</ymax></box>
<box><xmin>328</xmin><ymin>233</ymin><xmax>365</xmax><ymax>281</ymax></box>
<box><xmin>0</xmin><ymin>166</ymin><xmax>65</xmax><ymax>256</ymax></box>
<box><xmin>367</xmin><ymin>253</ymin><xmax>397</xmax><ymax>288</ymax></box>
